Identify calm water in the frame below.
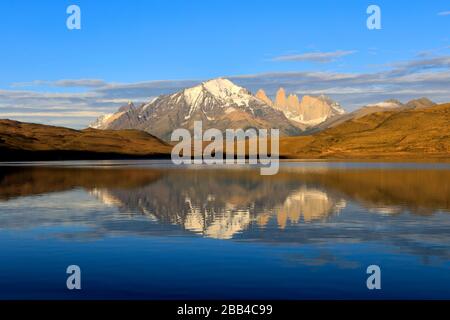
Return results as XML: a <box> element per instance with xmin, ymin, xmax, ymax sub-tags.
<box><xmin>0</xmin><ymin>161</ymin><xmax>449</xmax><ymax>299</ymax></box>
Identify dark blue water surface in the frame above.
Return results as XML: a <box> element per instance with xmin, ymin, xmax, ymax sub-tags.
<box><xmin>0</xmin><ymin>161</ymin><xmax>449</xmax><ymax>299</ymax></box>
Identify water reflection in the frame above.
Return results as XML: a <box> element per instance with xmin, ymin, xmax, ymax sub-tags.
<box><xmin>86</xmin><ymin>173</ymin><xmax>349</xmax><ymax>239</ymax></box>
<box><xmin>1</xmin><ymin>165</ymin><xmax>449</xmax><ymax>241</ymax></box>
<box><xmin>1</xmin><ymin>164</ymin><xmax>449</xmax><ymax>300</ymax></box>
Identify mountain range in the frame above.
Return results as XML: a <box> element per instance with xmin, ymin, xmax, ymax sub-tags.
<box><xmin>90</xmin><ymin>78</ymin><xmax>344</xmax><ymax>139</ymax></box>
<box><xmin>91</xmin><ymin>78</ymin><xmax>438</xmax><ymax>142</ymax></box>
<box><xmin>0</xmin><ymin>78</ymin><xmax>449</xmax><ymax>161</ymax></box>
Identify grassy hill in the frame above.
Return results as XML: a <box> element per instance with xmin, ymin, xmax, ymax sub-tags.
<box><xmin>279</xmin><ymin>103</ymin><xmax>450</xmax><ymax>159</ymax></box>
<box><xmin>0</xmin><ymin>119</ymin><xmax>172</xmax><ymax>161</ymax></box>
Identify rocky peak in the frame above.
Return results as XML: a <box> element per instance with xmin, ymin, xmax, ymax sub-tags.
<box><xmin>255</xmin><ymin>89</ymin><xmax>273</xmax><ymax>106</ymax></box>
<box><xmin>118</xmin><ymin>101</ymin><xmax>136</xmax><ymax>113</ymax></box>
<box><xmin>275</xmin><ymin>88</ymin><xmax>287</xmax><ymax>109</ymax></box>
<box><xmin>286</xmin><ymin>94</ymin><xmax>301</xmax><ymax>113</ymax></box>
<box><xmin>255</xmin><ymin>87</ymin><xmax>346</xmax><ymax>128</ymax></box>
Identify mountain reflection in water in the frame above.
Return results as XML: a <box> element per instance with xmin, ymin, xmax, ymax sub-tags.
<box><xmin>1</xmin><ymin>165</ymin><xmax>449</xmax><ymax>240</ymax></box>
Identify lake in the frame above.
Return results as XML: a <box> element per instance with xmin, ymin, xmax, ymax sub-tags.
<box><xmin>0</xmin><ymin>161</ymin><xmax>449</xmax><ymax>299</ymax></box>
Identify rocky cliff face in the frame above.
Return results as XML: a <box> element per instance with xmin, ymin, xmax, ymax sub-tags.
<box><xmin>275</xmin><ymin>88</ymin><xmax>287</xmax><ymax>109</ymax></box>
<box><xmin>256</xmin><ymin>88</ymin><xmax>345</xmax><ymax>128</ymax></box>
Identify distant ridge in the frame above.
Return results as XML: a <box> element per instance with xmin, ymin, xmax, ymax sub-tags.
<box><xmin>305</xmin><ymin>97</ymin><xmax>437</xmax><ymax>134</ymax></box>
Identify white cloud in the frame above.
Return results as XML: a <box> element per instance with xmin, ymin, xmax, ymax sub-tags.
<box><xmin>272</xmin><ymin>50</ymin><xmax>357</xmax><ymax>63</ymax></box>
<box><xmin>11</xmin><ymin>79</ymin><xmax>109</xmax><ymax>88</ymax></box>
<box><xmin>0</xmin><ymin>111</ymin><xmax>104</xmax><ymax>117</ymax></box>
<box><xmin>438</xmin><ymin>11</ymin><xmax>450</xmax><ymax>16</ymax></box>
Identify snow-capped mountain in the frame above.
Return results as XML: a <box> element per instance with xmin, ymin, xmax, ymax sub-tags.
<box><xmin>90</xmin><ymin>78</ymin><xmax>301</xmax><ymax>140</ymax></box>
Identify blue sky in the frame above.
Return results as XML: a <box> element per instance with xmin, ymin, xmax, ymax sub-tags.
<box><xmin>0</xmin><ymin>0</ymin><xmax>449</xmax><ymax>128</ymax></box>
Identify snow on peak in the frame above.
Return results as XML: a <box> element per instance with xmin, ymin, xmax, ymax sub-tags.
<box><xmin>182</xmin><ymin>78</ymin><xmax>257</xmax><ymax>119</ymax></box>
<box><xmin>184</xmin><ymin>84</ymin><xmax>205</xmax><ymax>107</ymax></box>
<box><xmin>89</xmin><ymin>113</ymin><xmax>114</xmax><ymax>129</ymax></box>
<box><xmin>202</xmin><ymin>78</ymin><xmax>248</xmax><ymax>97</ymax></box>
<box><xmin>331</xmin><ymin>102</ymin><xmax>346</xmax><ymax>115</ymax></box>
<box><xmin>89</xmin><ymin>111</ymin><xmax>126</xmax><ymax>129</ymax></box>
<box><xmin>183</xmin><ymin>78</ymin><xmax>252</xmax><ymax>107</ymax></box>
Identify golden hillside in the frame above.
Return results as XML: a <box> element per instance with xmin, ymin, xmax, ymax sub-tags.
<box><xmin>280</xmin><ymin>103</ymin><xmax>450</xmax><ymax>159</ymax></box>
<box><xmin>0</xmin><ymin>119</ymin><xmax>172</xmax><ymax>161</ymax></box>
